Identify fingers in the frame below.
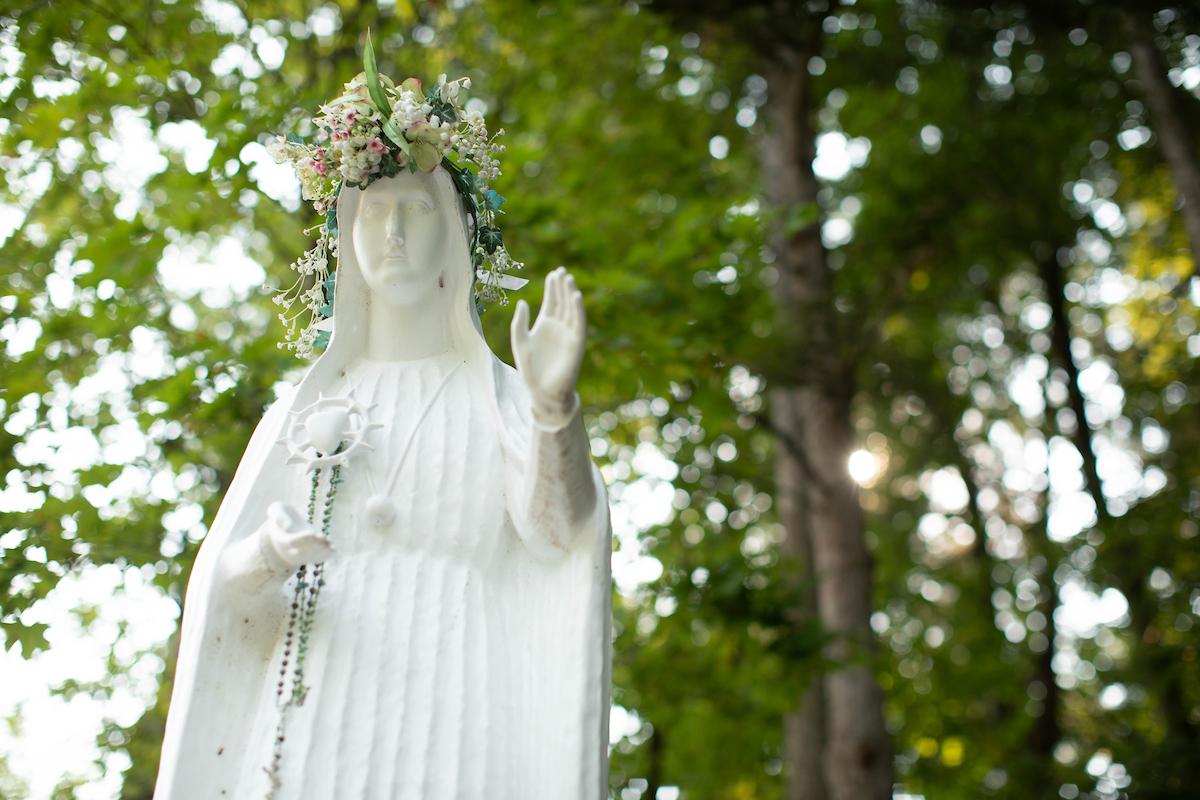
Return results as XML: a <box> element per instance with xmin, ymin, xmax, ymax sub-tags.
<box><xmin>556</xmin><ymin>269</ymin><xmax>584</xmax><ymax>334</ymax></box>
<box><xmin>268</xmin><ymin>521</ymin><xmax>335</xmax><ymax>568</ymax></box>
<box><xmin>554</xmin><ymin>267</ymin><xmax>568</xmax><ymax>317</ymax></box>
<box><xmin>530</xmin><ymin>267</ymin><xmax>584</xmax><ymax>330</ymax></box>
<box><xmin>511</xmin><ymin>298</ymin><xmax>531</xmax><ymax>354</ymax></box>
<box><xmin>571</xmin><ymin>281</ymin><xmax>586</xmax><ymax>333</ymax></box>
<box><xmin>545</xmin><ymin>266</ymin><xmax>583</xmax><ymax>324</ymax></box>
<box><xmin>544</xmin><ymin>267</ymin><xmax>562</xmax><ymax>319</ymax></box>
<box><xmin>293</xmin><ymin>532</ymin><xmax>335</xmax><ymax>562</ymax></box>
<box><xmin>561</xmin><ymin>272</ymin><xmax>579</xmax><ymax>326</ymax></box>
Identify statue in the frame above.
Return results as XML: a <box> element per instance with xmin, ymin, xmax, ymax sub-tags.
<box><xmin>154</xmin><ymin>63</ymin><xmax>611</xmax><ymax>799</ymax></box>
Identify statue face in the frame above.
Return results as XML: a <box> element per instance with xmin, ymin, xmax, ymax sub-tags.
<box><xmin>352</xmin><ymin>170</ymin><xmax>448</xmax><ymax>307</ymax></box>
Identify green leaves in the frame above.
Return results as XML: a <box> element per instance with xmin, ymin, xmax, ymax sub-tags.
<box><xmin>477</xmin><ymin>225</ymin><xmax>503</xmax><ymax>255</ymax></box>
<box><xmin>363</xmin><ymin>28</ymin><xmax>407</xmax><ymax>152</ymax></box>
<box><xmin>0</xmin><ymin>620</ymin><xmax>48</xmax><ymax>657</ymax></box>
<box><xmin>362</xmin><ymin>28</ymin><xmax>392</xmax><ymax>122</ymax></box>
<box><xmin>484</xmin><ymin>189</ymin><xmax>506</xmax><ymax>211</ymax></box>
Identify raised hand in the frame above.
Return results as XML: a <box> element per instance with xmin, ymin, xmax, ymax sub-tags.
<box><xmin>510</xmin><ymin>266</ymin><xmax>586</xmax><ymax>421</ymax></box>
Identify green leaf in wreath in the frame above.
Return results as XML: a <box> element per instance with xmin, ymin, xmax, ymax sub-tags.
<box><xmin>381</xmin><ymin>117</ymin><xmax>409</xmax><ymax>152</ymax></box>
<box><xmin>362</xmin><ymin>29</ymin><xmax>393</xmax><ymax>121</ymax></box>
<box><xmin>478</xmin><ymin>225</ymin><xmax>503</xmax><ymax>254</ymax></box>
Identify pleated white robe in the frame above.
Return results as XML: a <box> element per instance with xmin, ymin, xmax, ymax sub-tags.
<box><xmin>233</xmin><ymin>353</ymin><xmax>542</xmax><ymax>798</ymax></box>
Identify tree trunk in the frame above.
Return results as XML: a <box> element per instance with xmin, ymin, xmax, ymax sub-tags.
<box><xmin>1029</xmin><ymin>561</ymin><xmax>1061</xmax><ymax>779</ymax></box>
<box><xmin>1124</xmin><ymin>10</ymin><xmax>1200</xmax><ymax>285</ymax></box>
<box><xmin>1029</xmin><ymin>410</ymin><xmax>1061</xmax><ymax>778</ymax></box>
<box><xmin>773</xmin><ymin>387</ymin><xmax>829</xmax><ymax>800</ymax></box>
<box><xmin>645</xmin><ymin>726</ymin><xmax>664</xmax><ymax>800</ymax></box>
<box><xmin>1039</xmin><ymin>246</ymin><xmax>1200</xmax><ymax>753</ymax></box>
<box><xmin>1038</xmin><ymin>249</ymin><xmax>1107</xmax><ymax>520</ymax></box>
<box><xmin>762</xmin><ymin>38</ymin><xmax>892</xmax><ymax>800</ymax></box>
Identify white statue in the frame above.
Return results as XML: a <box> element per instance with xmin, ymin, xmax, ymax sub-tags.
<box><xmin>153</xmin><ymin>164</ymin><xmax>612</xmax><ymax>798</ymax></box>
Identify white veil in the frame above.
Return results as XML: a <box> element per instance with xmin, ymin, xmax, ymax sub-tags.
<box><xmin>154</xmin><ymin>166</ymin><xmax>612</xmax><ymax>799</ymax></box>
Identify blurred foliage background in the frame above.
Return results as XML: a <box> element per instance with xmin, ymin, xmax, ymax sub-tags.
<box><xmin>2</xmin><ymin>0</ymin><xmax>1199</xmax><ymax>798</ymax></box>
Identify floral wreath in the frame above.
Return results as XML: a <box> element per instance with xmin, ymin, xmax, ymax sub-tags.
<box><xmin>265</xmin><ymin>32</ymin><xmax>527</xmax><ymax>358</ymax></box>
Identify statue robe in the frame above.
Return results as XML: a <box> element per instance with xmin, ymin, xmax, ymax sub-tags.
<box><xmin>154</xmin><ymin>354</ymin><xmax>611</xmax><ymax>799</ymax></box>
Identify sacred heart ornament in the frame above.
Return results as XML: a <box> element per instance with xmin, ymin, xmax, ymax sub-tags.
<box><xmin>306</xmin><ymin>408</ymin><xmax>350</xmax><ymax>455</ymax></box>
<box><xmin>284</xmin><ymin>392</ymin><xmax>380</xmax><ymax>471</ymax></box>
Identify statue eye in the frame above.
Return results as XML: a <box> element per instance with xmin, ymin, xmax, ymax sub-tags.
<box><xmin>410</xmin><ymin>201</ymin><xmax>433</xmax><ymax>214</ymax></box>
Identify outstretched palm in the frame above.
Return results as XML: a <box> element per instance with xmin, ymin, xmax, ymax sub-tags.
<box><xmin>510</xmin><ymin>266</ymin><xmax>586</xmax><ymax>416</ymax></box>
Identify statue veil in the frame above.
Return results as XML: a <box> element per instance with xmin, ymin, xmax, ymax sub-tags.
<box><xmin>154</xmin><ymin>166</ymin><xmax>612</xmax><ymax>799</ymax></box>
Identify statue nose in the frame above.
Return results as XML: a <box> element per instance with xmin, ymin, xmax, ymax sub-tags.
<box><xmin>386</xmin><ymin>234</ymin><xmax>405</xmax><ymax>250</ymax></box>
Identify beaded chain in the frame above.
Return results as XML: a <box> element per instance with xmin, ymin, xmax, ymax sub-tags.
<box><xmin>265</xmin><ymin>449</ymin><xmax>344</xmax><ymax>798</ymax></box>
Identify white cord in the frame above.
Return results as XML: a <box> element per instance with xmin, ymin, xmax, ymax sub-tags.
<box><xmin>357</xmin><ymin>360</ymin><xmax>465</xmax><ymax>500</ymax></box>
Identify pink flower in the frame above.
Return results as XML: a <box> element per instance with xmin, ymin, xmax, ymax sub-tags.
<box><xmin>367</xmin><ymin>138</ymin><xmax>385</xmax><ymax>154</ymax></box>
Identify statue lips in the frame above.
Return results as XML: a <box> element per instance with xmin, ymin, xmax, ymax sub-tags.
<box><xmin>379</xmin><ymin>252</ymin><xmax>417</xmax><ymax>277</ymax></box>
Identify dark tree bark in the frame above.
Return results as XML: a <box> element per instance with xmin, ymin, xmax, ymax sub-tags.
<box><xmin>1038</xmin><ymin>250</ymin><xmax>1107</xmax><ymax>521</ymax></box>
<box><xmin>1039</xmin><ymin>245</ymin><xmax>1200</xmax><ymax>755</ymax></box>
<box><xmin>1124</xmin><ymin>10</ymin><xmax>1200</xmax><ymax>286</ymax></box>
<box><xmin>644</xmin><ymin>726</ymin><xmax>664</xmax><ymax>800</ymax></box>
<box><xmin>1029</xmin><ymin>561</ymin><xmax>1061</xmax><ymax>778</ymax></box>
<box><xmin>762</xmin><ymin>36</ymin><xmax>892</xmax><ymax>800</ymax></box>
<box><xmin>1029</xmin><ymin>411</ymin><xmax>1061</xmax><ymax>778</ymax></box>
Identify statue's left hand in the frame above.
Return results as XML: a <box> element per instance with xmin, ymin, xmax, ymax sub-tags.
<box><xmin>511</xmin><ymin>266</ymin><xmax>586</xmax><ymax>419</ymax></box>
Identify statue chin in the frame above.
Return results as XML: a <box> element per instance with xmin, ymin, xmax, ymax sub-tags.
<box><xmin>362</xmin><ymin>260</ymin><xmax>441</xmax><ymax>308</ymax></box>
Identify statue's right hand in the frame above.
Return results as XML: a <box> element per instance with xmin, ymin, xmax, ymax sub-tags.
<box><xmin>262</xmin><ymin>501</ymin><xmax>335</xmax><ymax>570</ymax></box>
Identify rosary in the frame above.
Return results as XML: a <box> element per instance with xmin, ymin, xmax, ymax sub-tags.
<box><xmin>266</xmin><ymin>454</ymin><xmax>342</xmax><ymax>796</ymax></box>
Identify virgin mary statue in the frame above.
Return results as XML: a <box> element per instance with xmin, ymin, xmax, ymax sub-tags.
<box><xmin>153</xmin><ymin>164</ymin><xmax>612</xmax><ymax>799</ymax></box>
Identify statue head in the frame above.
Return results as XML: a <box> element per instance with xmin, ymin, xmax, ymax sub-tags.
<box><xmin>350</xmin><ymin>168</ymin><xmax>465</xmax><ymax>310</ymax></box>
<box><xmin>267</xmin><ymin>69</ymin><xmax>525</xmax><ymax>358</ymax></box>
<box><xmin>329</xmin><ymin>165</ymin><xmax>487</xmax><ymax>362</ymax></box>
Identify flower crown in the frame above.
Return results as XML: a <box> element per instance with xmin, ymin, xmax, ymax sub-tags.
<box><xmin>266</xmin><ymin>34</ymin><xmax>527</xmax><ymax>358</ymax></box>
